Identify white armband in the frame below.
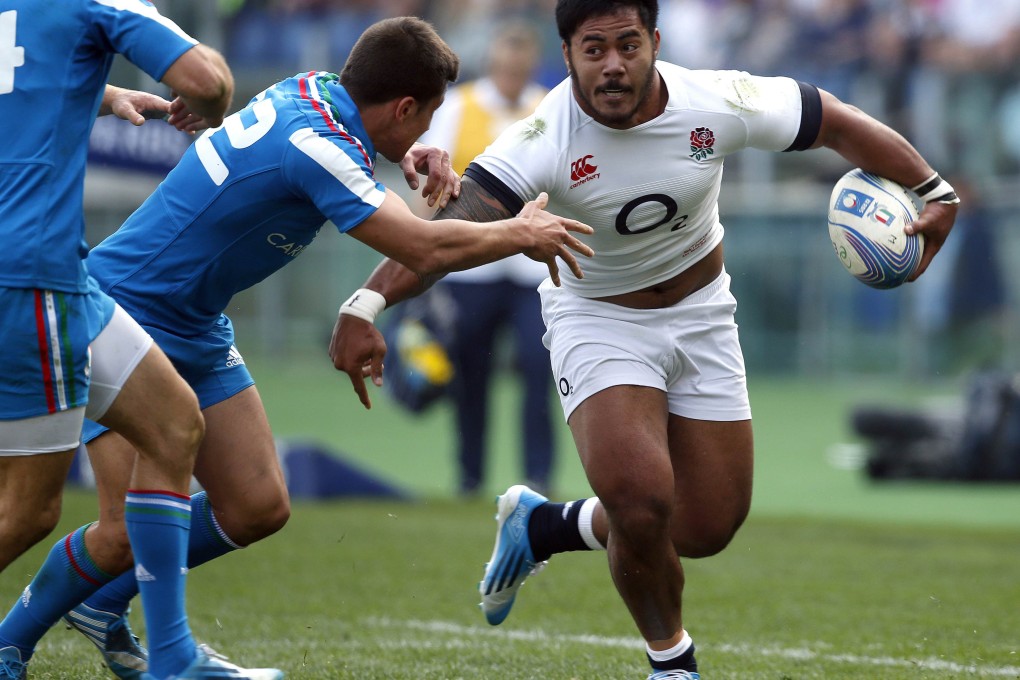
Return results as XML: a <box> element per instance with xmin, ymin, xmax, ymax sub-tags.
<box><xmin>338</xmin><ymin>288</ymin><xmax>387</xmax><ymax>324</ymax></box>
<box><xmin>911</xmin><ymin>173</ymin><xmax>961</xmax><ymax>205</ymax></box>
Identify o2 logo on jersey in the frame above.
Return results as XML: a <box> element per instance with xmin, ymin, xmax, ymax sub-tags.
<box><xmin>196</xmin><ymin>97</ymin><xmax>277</xmax><ymax>185</ymax></box>
<box><xmin>615</xmin><ymin>194</ymin><xmax>689</xmax><ymax>235</ymax></box>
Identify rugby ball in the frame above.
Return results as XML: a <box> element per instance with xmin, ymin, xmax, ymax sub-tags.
<box><xmin>827</xmin><ymin>169</ymin><xmax>923</xmax><ymax>289</ymax></box>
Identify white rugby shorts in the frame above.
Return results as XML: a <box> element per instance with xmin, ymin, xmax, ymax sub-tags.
<box><xmin>539</xmin><ymin>269</ymin><xmax>751</xmax><ymax>422</ymax></box>
<box><xmin>0</xmin><ymin>304</ymin><xmax>153</xmax><ymax>456</ymax></box>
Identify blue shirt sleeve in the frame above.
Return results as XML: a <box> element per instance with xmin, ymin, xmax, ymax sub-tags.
<box><xmin>87</xmin><ymin>0</ymin><xmax>198</xmax><ymax>81</ymax></box>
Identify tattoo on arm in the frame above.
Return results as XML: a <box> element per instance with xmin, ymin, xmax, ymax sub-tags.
<box><xmin>416</xmin><ymin>177</ymin><xmax>516</xmax><ymax>290</ymax></box>
<box><xmin>432</xmin><ymin>177</ymin><xmax>514</xmax><ymax>223</ymax></box>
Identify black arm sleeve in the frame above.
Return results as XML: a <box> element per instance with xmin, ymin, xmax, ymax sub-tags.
<box><xmin>463</xmin><ymin>163</ymin><xmax>527</xmax><ymax>215</ymax></box>
<box><xmin>783</xmin><ymin>81</ymin><xmax>823</xmax><ymax>152</ymax></box>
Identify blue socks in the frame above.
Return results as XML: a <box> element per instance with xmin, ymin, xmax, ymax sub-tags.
<box><xmin>86</xmin><ymin>491</ymin><xmax>239</xmax><ymax>616</ymax></box>
<box><xmin>0</xmin><ymin>491</ymin><xmax>238</xmax><ymax>675</ymax></box>
<box><xmin>0</xmin><ymin>525</ymin><xmax>112</xmax><ymax>659</ymax></box>
<box><xmin>124</xmin><ymin>489</ymin><xmax>195</xmax><ymax>678</ymax></box>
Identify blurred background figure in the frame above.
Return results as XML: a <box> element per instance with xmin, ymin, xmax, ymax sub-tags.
<box><xmin>417</xmin><ymin>20</ymin><xmax>555</xmax><ymax>496</ymax></box>
<box><xmin>911</xmin><ymin>176</ymin><xmax>1008</xmax><ymax>375</ymax></box>
<box><xmin>911</xmin><ymin>0</ymin><xmax>1020</xmax><ymax>179</ymax></box>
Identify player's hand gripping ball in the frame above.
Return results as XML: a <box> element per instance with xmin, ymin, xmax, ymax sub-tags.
<box><xmin>827</xmin><ymin>168</ymin><xmax>923</xmax><ymax>289</ymax></box>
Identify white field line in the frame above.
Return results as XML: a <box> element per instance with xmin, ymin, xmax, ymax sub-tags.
<box><xmin>369</xmin><ymin>618</ymin><xmax>1020</xmax><ymax>677</ymax></box>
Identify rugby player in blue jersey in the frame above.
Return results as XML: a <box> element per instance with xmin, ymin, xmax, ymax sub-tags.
<box><xmin>0</xmin><ymin>1</ymin><xmax>290</xmax><ymax>679</ymax></box>
<box><xmin>0</xmin><ymin>14</ymin><xmax>593</xmax><ymax>680</ymax></box>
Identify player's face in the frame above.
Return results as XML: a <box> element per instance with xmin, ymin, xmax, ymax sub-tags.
<box><xmin>380</xmin><ymin>94</ymin><xmax>445</xmax><ymax>163</ymax></box>
<box><xmin>563</xmin><ymin>8</ymin><xmax>662</xmax><ymax>129</ymax></box>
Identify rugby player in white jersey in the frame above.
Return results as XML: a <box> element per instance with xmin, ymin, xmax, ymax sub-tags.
<box><xmin>329</xmin><ymin>1</ymin><xmax>959</xmax><ymax>677</ymax></box>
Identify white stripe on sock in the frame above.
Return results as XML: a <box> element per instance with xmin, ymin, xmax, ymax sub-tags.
<box><xmin>647</xmin><ymin>630</ymin><xmax>693</xmax><ymax>662</ymax></box>
<box><xmin>577</xmin><ymin>498</ymin><xmax>605</xmax><ymax>551</ymax></box>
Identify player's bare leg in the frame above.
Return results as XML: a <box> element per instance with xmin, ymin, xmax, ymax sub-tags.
<box><xmin>569</xmin><ymin>385</ymin><xmax>684</xmax><ymax>644</ymax></box>
<box><xmin>68</xmin><ymin>385</ymin><xmax>287</xmax><ymax>678</ymax></box>
<box><xmin>84</xmin><ymin>384</ymin><xmax>289</xmax><ymax>572</ymax></box>
<box><xmin>191</xmin><ymin>386</ymin><xmax>290</xmax><ymax>546</ymax></box>
<box><xmin>664</xmin><ymin>415</ymin><xmax>753</xmax><ymax>560</ymax></box>
<box><xmin>0</xmin><ymin>450</ymin><xmax>76</xmax><ymax>573</ymax></box>
<box><xmin>70</xmin><ymin>336</ymin><xmax>287</xmax><ymax>679</ymax></box>
<box><xmin>88</xmin><ymin>343</ymin><xmax>203</xmax><ymax>569</ymax></box>
<box><xmin>567</xmin><ymin>385</ymin><xmax>753</xmax><ymax>678</ymax></box>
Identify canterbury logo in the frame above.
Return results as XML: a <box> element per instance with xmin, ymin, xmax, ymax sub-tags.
<box><xmin>570</xmin><ymin>155</ymin><xmax>597</xmax><ymax>181</ymax></box>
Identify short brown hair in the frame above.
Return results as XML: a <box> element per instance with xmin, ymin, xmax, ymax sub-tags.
<box><xmin>340</xmin><ymin>17</ymin><xmax>460</xmax><ymax>106</ymax></box>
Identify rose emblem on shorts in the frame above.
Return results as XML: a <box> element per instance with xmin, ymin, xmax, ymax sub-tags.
<box><xmin>689</xmin><ymin>127</ymin><xmax>716</xmax><ymax>161</ymax></box>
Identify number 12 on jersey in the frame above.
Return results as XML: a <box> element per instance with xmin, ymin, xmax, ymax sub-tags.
<box><xmin>196</xmin><ymin>97</ymin><xmax>277</xmax><ymax>185</ymax></box>
<box><xmin>0</xmin><ymin>11</ymin><xmax>26</xmax><ymax>95</ymax></box>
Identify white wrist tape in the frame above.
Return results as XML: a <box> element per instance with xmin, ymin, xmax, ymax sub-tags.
<box><xmin>338</xmin><ymin>288</ymin><xmax>386</xmax><ymax>324</ymax></box>
<box><xmin>911</xmin><ymin>173</ymin><xmax>961</xmax><ymax>204</ymax></box>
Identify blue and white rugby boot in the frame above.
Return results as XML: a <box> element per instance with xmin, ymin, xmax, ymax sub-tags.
<box><xmin>64</xmin><ymin>603</ymin><xmax>147</xmax><ymax>679</ymax></box>
<box><xmin>479</xmin><ymin>484</ymin><xmax>549</xmax><ymax>625</ymax></box>
<box><xmin>141</xmin><ymin>644</ymin><xmax>283</xmax><ymax>680</ymax></box>
<box><xmin>648</xmin><ymin>671</ymin><xmax>700</xmax><ymax>679</ymax></box>
<box><xmin>0</xmin><ymin>647</ymin><xmax>26</xmax><ymax>680</ymax></box>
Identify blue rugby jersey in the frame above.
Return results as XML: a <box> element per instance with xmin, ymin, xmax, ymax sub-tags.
<box><xmin>86</xmin><ymin>72</ymin><xmax>387</xmax><ymax>336</ymax></box>
<box><xmin>0</xmin><ymin>0</ymin><xmax>197</xmax><ymax>293</ymax></box>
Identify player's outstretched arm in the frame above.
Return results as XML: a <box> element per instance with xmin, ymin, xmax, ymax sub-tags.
<box><xmin>813</xmin><ymin>88</ymin><xmax>959</xmax><ymax>280</ymax></box>
<box><xmin>349</xmin><ymin>182</ymin><xmax>592</xmax><ymax>285</ymax></box>
<box><xmin>160</xmin><ymin>44</ymin><xmax>234</xmax><ymax>128</ymax></box>
<box><xmin>330</xmin><ymin>177</ymin><xmax>592</xmax><ymax>408</ymax></box>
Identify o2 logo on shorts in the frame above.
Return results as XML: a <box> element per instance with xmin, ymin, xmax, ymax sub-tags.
<box><xmin>558</xmin><ymin>377</ymin><xmax>573</xmax><ymax>396</ymax></box>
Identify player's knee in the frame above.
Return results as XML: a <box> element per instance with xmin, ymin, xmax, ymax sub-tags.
<box><xmin>602</xmin><ymin>488</ymin><xmax>673</xmax><ymax>542</ymax></box>
<box><xmin>229</xmin><ymin>492</ymin><xmax>291</xmax><ymax>545</ymax></box>
<box><xmin>155</xmin><ymin>402</ymin><xmax>205</xmax><ymax>463</ymax></box>
<box><xmin>674</xmin><ymin>509</ymin><xmax>748</xmax><ymax>558</ymax></box>
<box><xmin>16</xmin><ymin>502</ymin><xmax>62</xmax><ymax>551</ymax></box>
<box><xmin>89</xmin><ymin>522</ymin><xmax>135</xmax><ymax>573</ymax></box>
<box><xmin>174</xmin><ymin>399</ymin><xmax>205</xmax><ymax>452</ymax></box>
<box><xmin>254</xmin><ymin>493</ymin><xmax>291</xmax><ymax>539</ymax></box>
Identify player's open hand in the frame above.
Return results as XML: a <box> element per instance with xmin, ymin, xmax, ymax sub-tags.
<box><xmin>904</xmin><ymin>199</ymin><xmax>958</xmax><ymax>281</ymax></box>
<box><xmin>518</xmin><ymin>192</ymin><xmax>594</xmax><ymax>286</ymax></box>
<box><xmin>329</xmin><ymin>313</ymin><xmax>387</xmax><ymax>409</ymax></box>
<box><xmin>166</xmin><ymin>94</ymin><xmax>218</xmax><ymax>134</ymax></box>
<box><xmin>400</xmin><ymin>143</ymin><xmax>461</xmax><ymax>210</ymax></box>
<box><xmin>102</xmin><ymin>86</ymin><xmax>171</xmax><ymax>125</ymax></box>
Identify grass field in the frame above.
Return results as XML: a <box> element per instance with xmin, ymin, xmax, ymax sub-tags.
<box><xmin>2</xmin><ymin>354</ymin><xmax>1019</xmax><ymax>679</ymax></box>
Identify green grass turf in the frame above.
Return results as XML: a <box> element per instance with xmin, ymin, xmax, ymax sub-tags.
<box><xmin>2</xmin><ymin>354</ymin><xmax>1018</xmax><ymax>678</ymax></box>
<box><xmin>4</xmin><ymin>494</ymin><xmax>1018</xmax><ymax>679</ymax></box>
<box><xmin>250</xmin><ymin>354</ymin><xmax>1019</xmax><ymax>530</ymax></box>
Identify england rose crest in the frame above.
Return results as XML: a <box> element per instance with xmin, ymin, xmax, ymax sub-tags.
<box><xmin>689</xmin><ymin>127</ymin><xmax>715</xmax><ymax>161</ymax></box>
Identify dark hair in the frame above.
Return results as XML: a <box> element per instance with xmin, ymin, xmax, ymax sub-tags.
<box><xmin>555</xmin><ymin>0</ymin><xmax>658</xmax><ymax>43</ymax></box>
<box><xmin>340</xmin><ymin>17</ymin><xmax>460</xmax><ymax>106</ymax></box>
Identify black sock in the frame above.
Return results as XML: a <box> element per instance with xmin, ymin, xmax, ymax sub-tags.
<box><xmin>648</xmin><ymin>642</ymin><xmax>698</xmax><ymax>673</ymax></box>
<box><xmin>527</xmin><ymin>499</ymin><xmax>592</xmax><ymax>562</ymax></box>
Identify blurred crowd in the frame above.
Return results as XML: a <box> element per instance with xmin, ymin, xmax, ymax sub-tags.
<box><xmin>219</xmin><ymin>0</ymin><xmax>1020</xmax><ymax>179</ymax></box>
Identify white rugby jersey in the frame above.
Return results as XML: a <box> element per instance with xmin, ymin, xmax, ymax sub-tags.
<box><xmin>468</xmin><ymin>61</ymin><xmax>821</xmax><ymax>297</ymax></box>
